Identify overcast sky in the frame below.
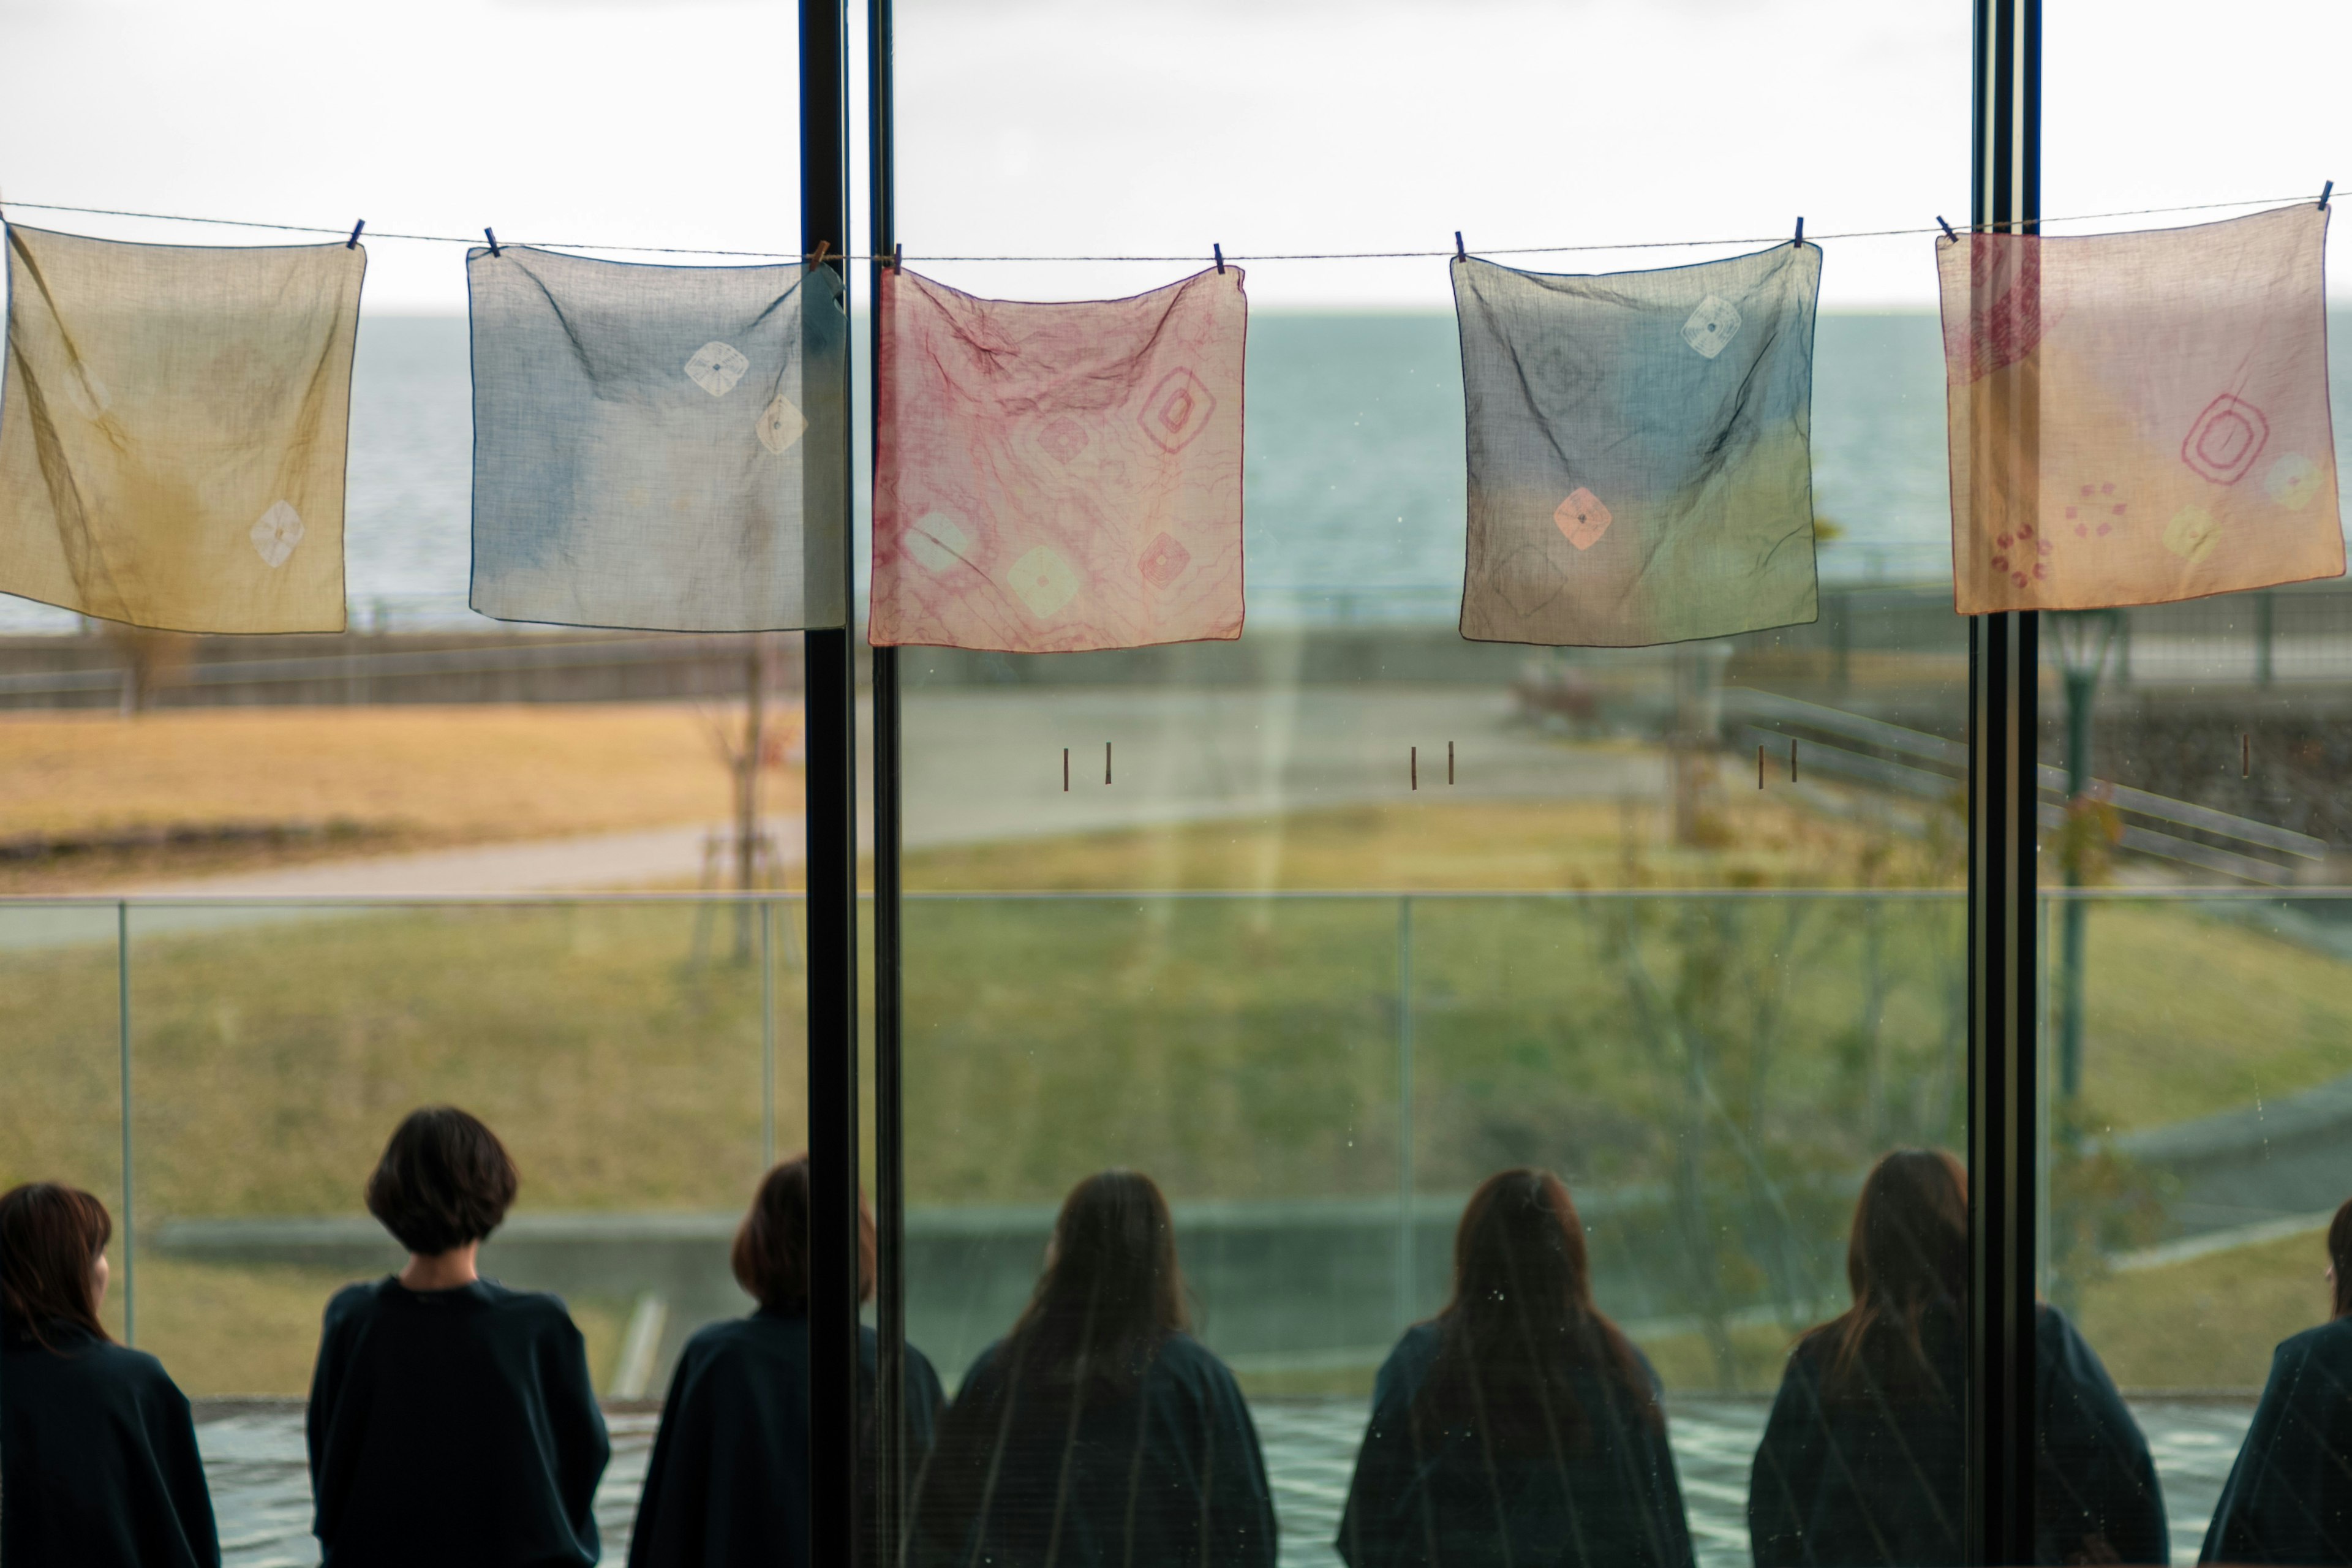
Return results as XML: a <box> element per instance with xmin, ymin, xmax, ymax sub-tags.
<box><xmin>2</xmin><ymin>0</ymin><xmax>2346</xmax><ymax>313</ymax></box>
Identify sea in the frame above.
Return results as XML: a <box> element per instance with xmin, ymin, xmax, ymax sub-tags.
<box><xmin>4</xmin><ymin>311</ymin><xmax>2351</xmax><ymax>633</ymax></box>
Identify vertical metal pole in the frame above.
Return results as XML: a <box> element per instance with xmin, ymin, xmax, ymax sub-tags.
<box><xmin>761</xmin><ymin>900</ymin><xmax>777</xmax><ymax>1171</ymax></box>
<box><xmin>117</xmin><ymin>899</ymin><xmax>134</xmax><ymax>1346</ymax></box>
<box><xmin>867</xmin><ymin>0</ymin><xmax>909</xmax><ymax>1559</ymax></box>
<box><xmin>1395</xmin><ymin>895</ymin><xmax>1415</xmax><ymax>1330</ymax></box>
<box><xmin>1968</xmin><ymin>0</ymin><xmax>2040</xmax><ymax>1560</ymax></box>
<box><xmin>2058</xmin><ymin>666</ymin><xmax>2092</xmax><ymax>1103</ymax></box>
<box><xmin>2255</xmin><ymin>592</ymin><xmax>2275</xmax><ymax>687</ymax></box>
<box><xmin>800</xmin><ymin>0</ymin><xmax>860</xmax><ymax>1561</ymax></box>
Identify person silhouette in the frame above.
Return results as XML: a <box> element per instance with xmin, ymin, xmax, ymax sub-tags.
<box><xmin>1747</xmin><ymin>1148</ymin><xmax>2165</xmax><ymax>1566</ymax></box>
<box><xmin>2201</xmin><ymin>1195</ymin><xmax>2352</xmax><ymax>1564</ymax></box>
<box><xmin>908</xmin><ymin>1169</ymin><xmax>1276</xmax><ymax>1568</ymax></box>
<box><xmin>628</xmin><ymin>1156</ymin><xmax>947</xmax><ymax>1567</ymax></box>
<box><xmin>306</xmin><ymin>1106</ymin><xmax>609</xmax><ymax>1567</ymax></box>
<box><xmin>1336</xmin><ymin>1167</ymin><xmax>1694</xmax><ymax>1568</ymax></box>
<box><xmin>1</xmin><ymin>1181</ymin><xmax>219</xmax><ymax>1567</ymax></box>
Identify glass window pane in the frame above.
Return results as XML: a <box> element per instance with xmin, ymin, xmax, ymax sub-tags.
<box><xmin>2037</xmin><ymin>7</ymin><xmax>2352</xmax><ymax>1562</ymax></box>
<box><xmin>882</xmin><ymin>8</ymin><xmax>1971</xmax><ymax>1565</ymax></box>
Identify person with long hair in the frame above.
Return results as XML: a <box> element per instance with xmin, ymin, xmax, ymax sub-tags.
<box><xmin>0</xmin><ymin>1182</ymin><xmax>219</xmax><ymax>1566</ymax></box>
<box><xmin>628</xmin><ymin>1156</ymin><xmax>948</xmax><ymax>1567</ymax></box>
<box><xmin>2201</xmin><ymin>1195</ymin><xmax>2352</xmax><ymax>1563</ymax></box>
<box><xmin>1335</xmin><ymin>1168</ymin><xmax>1693</xmax><ymax>1568</ymax></box>
<box><xmin>909</xmin><ymin>1169</ymin><xmax>1276</xmax><ymax>1568</ymax></box>
<box><xmin>306</xmin><ymin>1107</ymin><xmax>609</xmax><ymax>1566</ymax></box>
<box><xmin>1747</xmin><ymin>1148</ymin><xmax>2166</xmax><ymax>1566</ymax></box>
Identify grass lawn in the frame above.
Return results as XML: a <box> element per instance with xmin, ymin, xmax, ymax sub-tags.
<box><xmin>905</xmin><ymin>794</ymin><xmax>1962</xmax><ymax>895</ymax></box>
<box><xmin>0</xmin><ymin>703</ymin><xmax>797</xmax><ymax>892</ymax></box>
<box><xmin>2075</xmin><ymin>1228</ymin><xmax>2336</xmax><ymax>1392</ymax></box>
<box><xmin>5</xmin><ymin>800</ymin><xmax>2348</xmax><ymax>1395</ymax></box>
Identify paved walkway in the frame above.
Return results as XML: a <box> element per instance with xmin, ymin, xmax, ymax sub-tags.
<box><xmin>93</xmin><ymin>686</ymin><xmax>1658</xmax><ymax>902</ymax></box>
<box><xmin>197</xmin><ymin>1396</ymin><xmax>2249</xmax><ymax>1568</ymax></box>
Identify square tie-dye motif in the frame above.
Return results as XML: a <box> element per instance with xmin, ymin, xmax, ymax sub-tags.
<box><xmin>1453</xmin><ymin>244</ymin><xmax>1822</xmax><ymax>647</ymax></box>
<box><xmin>870</xmin><ymin>265</ymin><xmax>1247</xmax><ymax>652</ymax></box>
<box><xmin>0</xmin><ymin>224</ymin><xmax>363</xmax><ymax>632</ymax></box>
<box><xmin>1941</xmin><ymin>205</ymin><xmax>2342</xmax><ymax>613</ymax></box>
<box><xmin>468</xmin><ymin>246</ymin><xmax>848</xmax><ymax>631</ymax></box>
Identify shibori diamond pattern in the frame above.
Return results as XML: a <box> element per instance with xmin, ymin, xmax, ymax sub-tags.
<box><xmin>467</xmin><ymin>244</ymin><xmax>849</xmax><ymax>632</ymax></box>
<box><xmin>1455</xmin><ymin>244</ymin><xmax>1822</xmax><ymax>647</ymax></box>
<box><xmin>0</xmin><ymin>224</ymin><xmax>363</xmax><ymax>631</ymax></box>
<box><xmin>1941</xmin><ymin>204</ymin><xmax>2345</xmax><ymax>613</ymax></box>
<box><xmin>249</xmin><ymin>501</ymin><xmax>305</xmax><ymax>568</ymax></box>
<box><xmin>870</xmin><ymin>264</ymin><xmax>1248</xmax><ymax>653</ymax></box>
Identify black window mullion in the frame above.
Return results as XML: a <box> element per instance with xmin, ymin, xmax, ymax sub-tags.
<box><xmin>1967</xmin><ymin>1</ymin><xmax>2042</xmax><ymax>1562</ymax></box>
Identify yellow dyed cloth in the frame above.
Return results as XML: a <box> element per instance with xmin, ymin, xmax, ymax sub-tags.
<box><xmin>0</xmin><ymin>224</ymin><xmax>364</xmax><ymax>631</ymax></box>
<box><xmin>1940</xmin><ymin>205</ymin><xmax>2342</xmax><ymax>613</ymax></box>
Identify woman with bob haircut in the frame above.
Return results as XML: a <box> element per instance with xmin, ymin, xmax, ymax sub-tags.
<box><xmin>1336</xmin><ymin>1167</ymin><xmax>1694</xmax><ymax>1568</ymax></box>
<box><xmin>1</xmin><ymin>1182</ymin><xmax>219</xmax><ymax>1567</ymax></box>
<box><xmin>2201</xmin><ymin>1194</ymin><xmax>2352</xmax><ymax>1563</ymax></box>
<box><xmin>910</xmin><ymin>1169</ymin><xmax>1276</xmax><ymax>1568</ymax></box>
<box><xmin>628</xmin><ymin>1155</ymin><xmax>948</xmax><ymax>1568</ymax></box>
<box><xmin>306</xmin><ymin>1106</ymin><xmax>609</xmax><ymax>1567</ymax></box>
<box><xmin>1748</xmin><ymin>1148</ymin><xmax>2166</xmax><ymax>1567</ymax></box>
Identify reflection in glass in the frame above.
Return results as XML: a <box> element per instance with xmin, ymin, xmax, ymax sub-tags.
<box><xmin>1338</xmin><ymin>1168</ymin><xmax>1692</xmax><ymax>1568</ymax></box>
<box><xmin>910</xmin><ymin>1171</ymin><xmax>1278</xmax><ymax>1568</ymax></box>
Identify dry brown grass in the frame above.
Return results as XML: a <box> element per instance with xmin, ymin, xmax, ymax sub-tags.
<box><xmin>0</xmin><ymin>703</ymin><xmax>802</xmax><ymax>891</ymax></box>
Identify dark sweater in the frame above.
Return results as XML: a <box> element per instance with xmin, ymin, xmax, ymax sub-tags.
<box><xmin>1748</xmin><ymin>1302</ymin><xmax>2166</xmax><ymax>1566</ymax></box>
<box><xmin>1335</xmin><ymin>1321</ymin><xmax>1694</xmax><ymax>1568</ymax></box>
<box><xmin>910</xmin><ymin>1332</ymin><xmax>1277</xmax><ymax>1568</ymax></box>
<box><xmin>628</xmin><ymin>1311</ymin><xmax>945</xmax><ymax>1568</ymax></box>
<box><xmin>1</xmin><ymin>1319</ymin><xmax>219</xmax><ymax>1567</ymax></box>
<box><xmin>306</xmin><ymin>1276</ymin><xmax>610</xmax><ymax>1568</ymax></box>
<box><xmin>2202</xmin><ymin>1315</ymin><xmax>2352</xmax><ymax>1564</ymax></box>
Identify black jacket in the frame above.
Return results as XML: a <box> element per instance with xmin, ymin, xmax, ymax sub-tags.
<box><xmin>910</xmin><ymin>1332</ymin><xmax>1276</xmax><ymax>1568</ymax></box>
<box><xmin>628</xmin><ymin>1311</ymin><xmax>945</xmax><ymax>1568</ymax></box>
<box><xmin>1335</xmin><ymin>1320</ymin><xmax>1694</xmax><ymax>1568</ymax></box>
<box><xmin>2202</xmin><ymin>1315</ymin><xmax>2352</xmax><ymax>1564</ymax></box>
<box><xmin>1</xmin><ymin>1318</ymin><xmax>219</xmax><ymax>1567</ymax></box>
<box><xmin>1749</xmin><ymin>1302</ymin><xmax>2166</xmax><ymax>1566</ymax></box>
<box><xmin>306</xmin><ymin>1276</ymin><xmax>609</xmax><ymax>1568</ymax></box>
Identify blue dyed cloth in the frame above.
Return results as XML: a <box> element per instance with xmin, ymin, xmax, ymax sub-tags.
<box><xmin>1453</xmin><ymin>244</ymin><xmax>1822</xmax><ymax>646</ymax></box>
<box><xmin>468</xmin><ymin>246</ymin><xmax>848</xmax><ymax>631</ymax></box>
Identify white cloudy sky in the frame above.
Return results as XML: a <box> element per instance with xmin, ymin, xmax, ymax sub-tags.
<box><xmin>2</xmin><ymin>0</ymin><xmax>2346</xmax><ymax>313</ymax></box>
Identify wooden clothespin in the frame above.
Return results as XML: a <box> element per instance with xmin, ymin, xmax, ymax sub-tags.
<box><xmin>806</xmin><ymin>239</ymin><xmax>831</xmax><ymax>266</ymax></box>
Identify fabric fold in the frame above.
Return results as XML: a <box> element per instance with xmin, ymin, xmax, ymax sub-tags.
<box><xmin>1940</xmin><ymin>203</ymin><xmax>2343</xmax><ymax>613</ymax></box>
<box><xmin>0</xmin><ymin>224</ymin><xmax>364</xmax><ymax>633</ymax></box>
<box><xmin>870</xmin><ymin>265</ymin><xmax>1248</xmax><ymax>653</ymax></box>
<box><xmin>1454</xmin><ymin>244</ymin><xmax>1823</xmax><ymax>647</ymax></box>
<box><xmin>467</xmin><ymin>245</ymin><xmax>848</xmax><ymax>631</ymax></box>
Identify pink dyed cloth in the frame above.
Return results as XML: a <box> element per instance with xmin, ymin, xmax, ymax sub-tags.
<box><xmin>1940</xmin><ymin>205</ymin><xmax>2342</xmax><ymax>613</ymax></box>
<box><xmin>870</xmin><ymin>265</ymin><xmax>1247</xmax><ymax>652</ymax></box>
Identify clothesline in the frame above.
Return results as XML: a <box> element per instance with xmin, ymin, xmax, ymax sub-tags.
<box><xmin>0</xmin><ymin>192</ymin><xmax>2328</xmax><ymax>263</ymax></box>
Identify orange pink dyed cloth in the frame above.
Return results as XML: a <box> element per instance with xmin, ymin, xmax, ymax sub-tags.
<box><xmin>1940</xmin><ymin>204</ymin><xmax>2342</xmax><ymax>613</ymax></box>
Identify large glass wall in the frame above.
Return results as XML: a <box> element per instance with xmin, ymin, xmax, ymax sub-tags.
<box><xmin>2029</xmin><ymin>7</ymin><xmax>2352</xmax><ymax>1564</ymax></box>
<box><xmin>881</xmin><ymin>6</ymin><xmax>1977</xmax><ymax>1564</ymax></box>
